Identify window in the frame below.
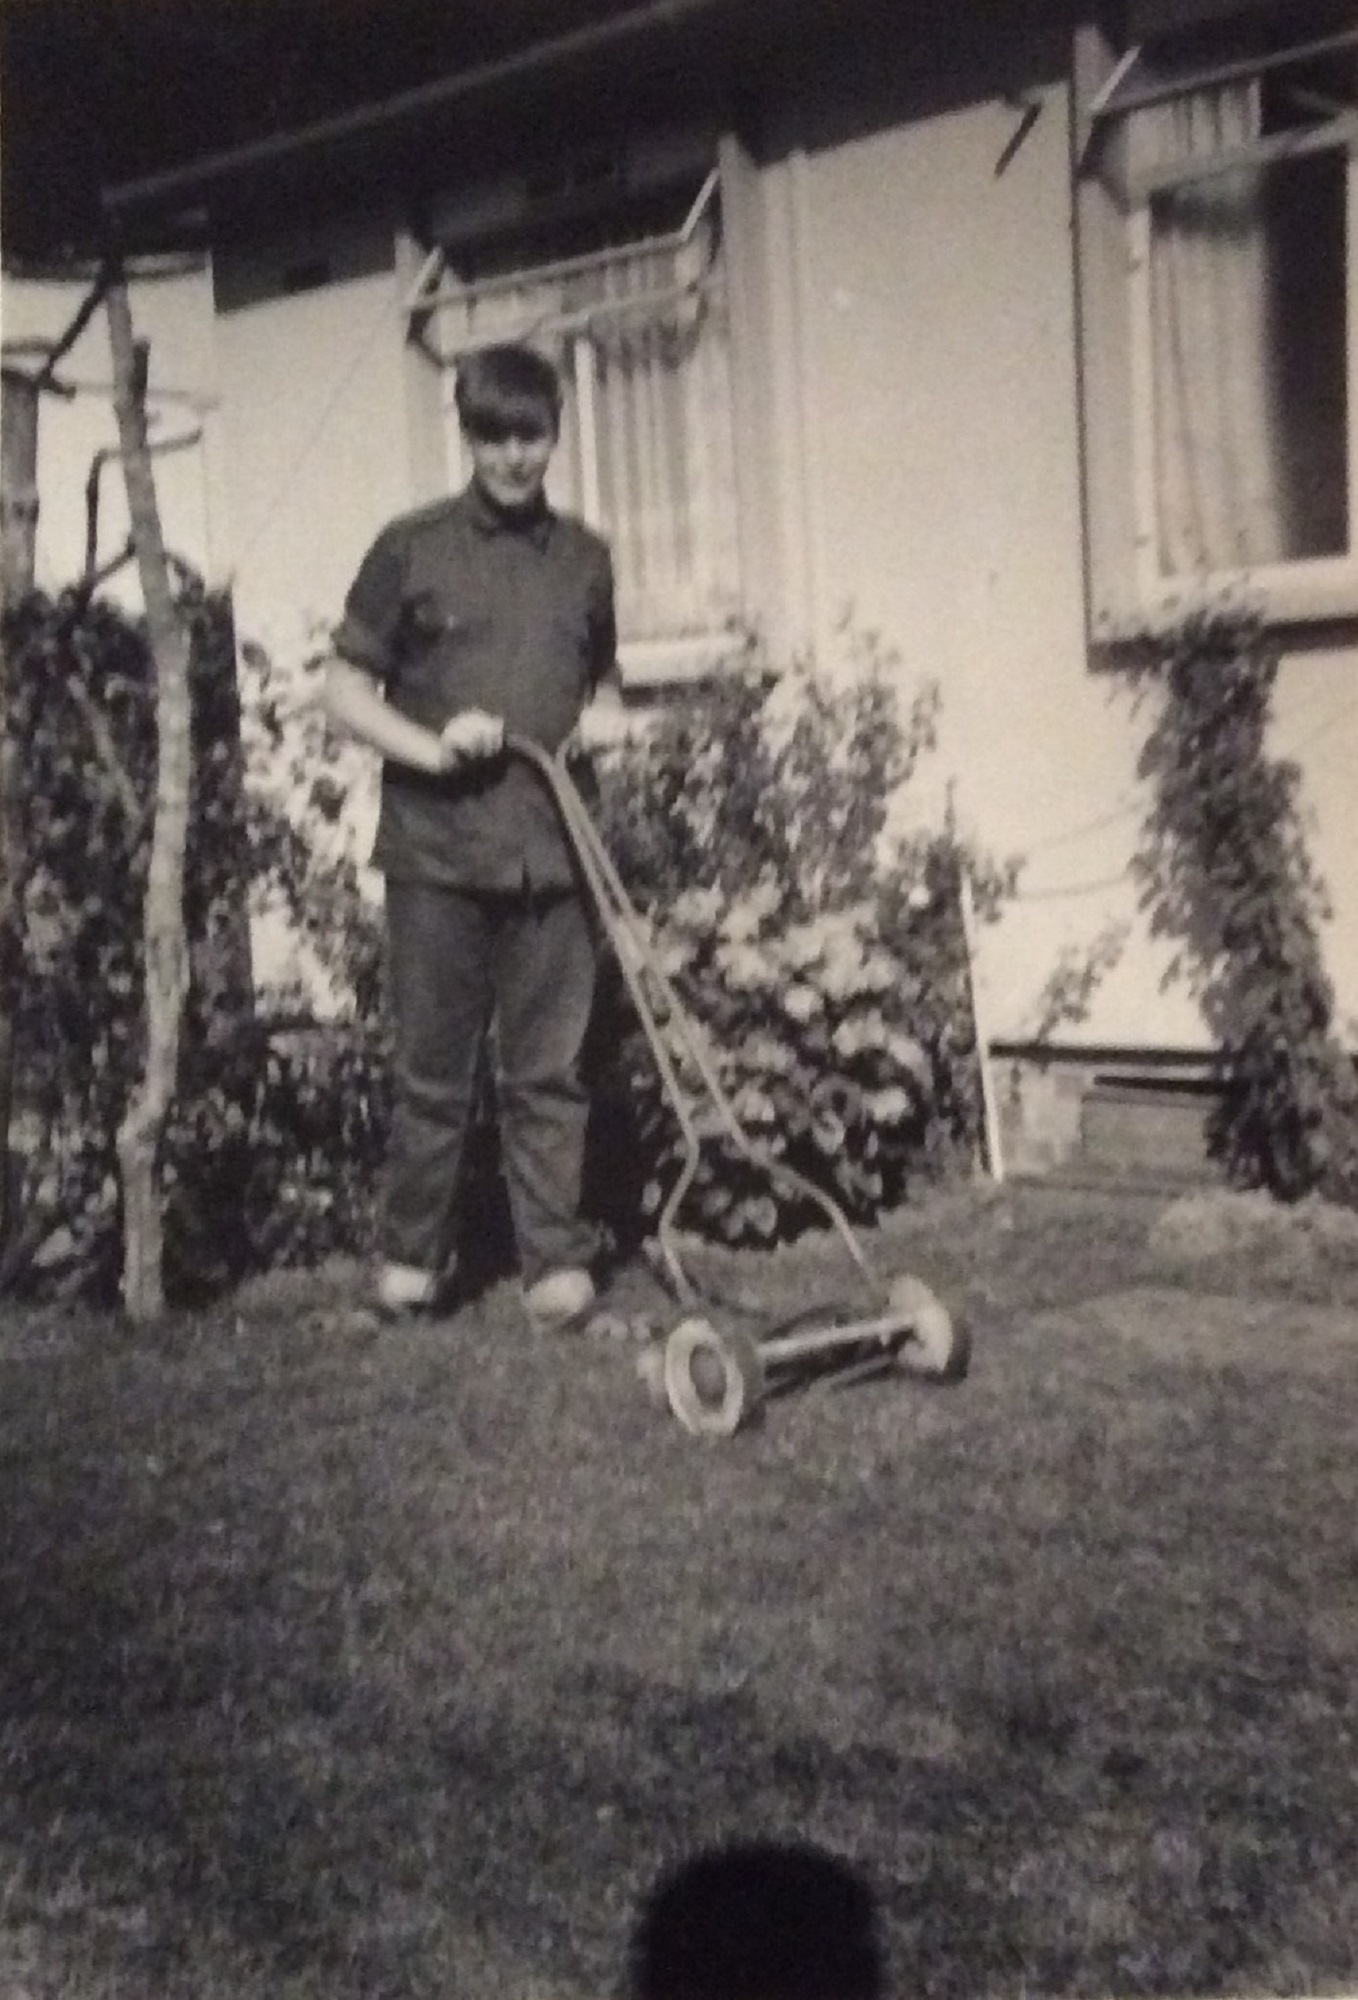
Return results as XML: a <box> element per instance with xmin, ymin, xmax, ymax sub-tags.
<box><xmin>407</xmin><ymin>166</ymin><xmax>743</xmax><ymax>678</ymax></box>
<box><xmin>1074</xmin><ymin>6</ymin><xmax>1358</xmax><ymax>636</ymax></box>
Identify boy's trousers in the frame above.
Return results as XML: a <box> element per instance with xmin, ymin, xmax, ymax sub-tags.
<box><xmin>382</xmin><ymin>880</ymin><xmax>599</xmax><ymax>1285</ymax></box>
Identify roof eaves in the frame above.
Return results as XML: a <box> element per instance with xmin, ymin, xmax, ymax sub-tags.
<box><xmin>100</xmin><ymin>0</ymin><xmax>736</xmax><ymax>222</ymax></box>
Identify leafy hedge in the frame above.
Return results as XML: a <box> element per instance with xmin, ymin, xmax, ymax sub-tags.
<box><xmin>1</xmin><ymin>590</ymin><xmax>1004</xmax><ymax>1298</ymax></box>
<box><xmin>12</xmin><ymin>583</ymin><xmax>1346</xmax><ymax>1296</ymax></box>
<box><xmin>1</xmin><ymin>583</ymin><xmax>387</xmax><ymax>1301</ymax></box>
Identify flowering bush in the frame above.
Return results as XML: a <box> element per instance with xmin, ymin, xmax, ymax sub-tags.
<box><xmin>589</xmin><ymin>640</ymin><xmax>1016</xmax><ymax>1246</ymax></box>
<box><xmin>235</xmin><ymin>621</ymin><xmax>384</xmax><ymax>1020</ymax></box>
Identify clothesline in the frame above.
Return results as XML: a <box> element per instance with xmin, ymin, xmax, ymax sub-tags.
<box><xmin>1012</xmin><ymin>872</ymin><xmax>1131</xmax><ymax>905</ymax></box>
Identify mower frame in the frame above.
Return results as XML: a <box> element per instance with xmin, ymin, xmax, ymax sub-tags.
<box><xmin>507</xmin><ymin>734</ymin><xmax>967</xmax><ymax>1436</ymax></box>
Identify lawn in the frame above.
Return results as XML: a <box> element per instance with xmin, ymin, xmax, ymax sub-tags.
<box><xmin>2</xmin><ymin>1182</ymin><xmax>1357</xmax><ymax>2000</ymax></box>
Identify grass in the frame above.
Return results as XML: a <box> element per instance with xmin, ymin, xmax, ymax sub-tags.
<box><xmin>2</xmin><ymin>1181</ymin><xmax>1358</xmax><ymax>1999</ymax></box>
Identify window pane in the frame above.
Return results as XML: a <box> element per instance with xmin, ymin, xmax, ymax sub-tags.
<box><xmin>587</xmin><ymin>221</ymin><xmax>742</xmax><ymax>643</ymax></box>
<box><xmin>1150</xmin><ymin>148</ymin><xmax>1347</xmax><ymax>574</ymax></box>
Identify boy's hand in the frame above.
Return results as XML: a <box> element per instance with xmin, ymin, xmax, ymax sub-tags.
<box><xmin>566</xmin><ymin>691</ymin><xmax>634</xmax><ymax>758</ymax></box>
<box><xmin>438</xmin><ymin>709</ymin><xmax>505</xmax><ymax>771</ymax></box>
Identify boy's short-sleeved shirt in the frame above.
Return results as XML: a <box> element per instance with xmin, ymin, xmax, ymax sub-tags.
<box><xmin>333</xmin><ymin>483</ymin><xmax>616</xmax><ymax>891</ymax></box>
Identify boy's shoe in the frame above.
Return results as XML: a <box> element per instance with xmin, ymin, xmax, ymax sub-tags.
<box><xmin>375</xmin><ymin>1260</ymin><xmax>442</xmax><ymax>1319</ymax></box>
<box><xmin>523</xmin><ymin>1266</ymin><xmax>595</xmax><ymax>1331</ymax></box>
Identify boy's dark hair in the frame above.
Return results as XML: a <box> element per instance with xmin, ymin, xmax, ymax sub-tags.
<box><xmin>629</xmin><ymin>1842</ymin><xmax>884</xmax><ymax>2000</ymax></box>
<box><xmin>455</xmin><ymin>342</ymin><xmax>562</xmax><ymax>441</ymax></box>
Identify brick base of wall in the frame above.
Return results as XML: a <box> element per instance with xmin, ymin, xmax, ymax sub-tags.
<box><xmin>991</xmin><ymin>1046</ymin><xmax>1222</xmax><ymax>1188</ymax></box>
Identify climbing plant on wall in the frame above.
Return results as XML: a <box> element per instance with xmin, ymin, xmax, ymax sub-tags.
<box><xmin>1118</xmin><ymin>604</ymin><xmax>1358</xmax><ymax>1202</ymax></box>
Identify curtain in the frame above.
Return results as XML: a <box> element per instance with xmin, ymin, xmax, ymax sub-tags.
<box><xmin>584</xmin><ymin>210</ymin><xmax>742</xmax><ymax>642</ymax></box>
<box><xmin>1138</xmin><ymin>82</ymin><xmax>1286</xmax><ymax>573</ymax></box>
<box><xmin>1138</xmin><ymin>82</ymin><xmax>1349</xmax><ymax>575</ymax></box>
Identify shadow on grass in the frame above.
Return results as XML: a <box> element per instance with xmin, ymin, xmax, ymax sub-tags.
<box><xmin>628</xmin><ymin>1841</ymin><xmax>884</xmax><ymax>2000</ymax></box>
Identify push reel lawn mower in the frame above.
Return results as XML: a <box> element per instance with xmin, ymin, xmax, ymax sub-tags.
<box><xmin>508</xmin><ymin>735</ymin><xmax>969</xmax><ymax>1439</ymax></box>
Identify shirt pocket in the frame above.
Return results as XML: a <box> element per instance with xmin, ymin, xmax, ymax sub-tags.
<box><xmin>388</xmin><ymin>596</ymin><xmax>495</xmax><ymax>726</ymax></box>
<box><xmin>398</xmin><ymin>590</ymin><xmax>492</xmax><ymax>651</ymax></box>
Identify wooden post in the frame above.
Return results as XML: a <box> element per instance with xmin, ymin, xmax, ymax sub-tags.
<box><xmin>959</xmin><ymin>867</ymin><xmax>1005</xmax><ymax>1184</ymax></box>
<box><xmin>106</xmin><ymin>274</ymin><xmax>192</xmax><ymax>1320</ymax></box>
<box><xmin>0</xmin><ymin>360</ymin><xmax>44</xmax><ymax>1248</ymax></box>
<box><xmin>1</xmin><ymin>366</ymin><xmax>41</xmax><ymax>591</ymax></box>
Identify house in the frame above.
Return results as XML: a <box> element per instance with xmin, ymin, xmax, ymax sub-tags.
<box><xmin>4</xmin><ymin>0</ymin><xmax>1356</xmax><ymax>1175</ymax></box>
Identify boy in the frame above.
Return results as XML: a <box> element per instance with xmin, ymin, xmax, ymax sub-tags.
<box><xmin>323</xmin><ymin>341</ymin><xmax>623</xmax><ymax>1325</ymax></box>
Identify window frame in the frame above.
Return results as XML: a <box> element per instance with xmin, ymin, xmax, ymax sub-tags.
<box><xmin>405</xmin><ymin>166</ymin><xmax>748</xmax><ymax>685</ymax></box>
<box><xmin>1074</xmin><ymin>14</ymin><xmax>1358</xmax><ymax>641</ymax></box>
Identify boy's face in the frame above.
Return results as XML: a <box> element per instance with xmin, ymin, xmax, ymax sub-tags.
<box><xmin>466</xmin><ymin>420</ymin><xmax>556</xmax><ymax>514</ymax></box>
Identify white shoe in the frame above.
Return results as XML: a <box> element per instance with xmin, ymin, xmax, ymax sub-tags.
<box><xmin>375</xmin><ymin>1261</ymin><xmax>439</xmax><ymax>1316</ymax></box>
<box><xmin>523</xmin><ymin>1266</ymin><xmax>595</xmax><ymax>1329</ymax></box>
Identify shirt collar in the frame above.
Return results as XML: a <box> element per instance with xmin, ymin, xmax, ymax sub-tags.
<box><xmin>464</xmin><ymin>479</ymin><xmax>554</xmax><ymax>549</ymax></box>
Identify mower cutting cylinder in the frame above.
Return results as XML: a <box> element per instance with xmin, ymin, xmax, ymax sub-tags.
<box><xmin>658</xmin><ymin>1272</ymin><xmax>968</xmax><ymax>1439</ymax></box>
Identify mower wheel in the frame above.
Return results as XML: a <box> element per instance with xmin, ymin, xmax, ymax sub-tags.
<box><xmin>887</xmin><ymin>1272</ymin><xmax>970</xmax><ymax>1381</ymax></box>
<box><xmin>663</xmin><ymin>1317</ymin><xmax>766</xmax><ymax>1437</ymax></box>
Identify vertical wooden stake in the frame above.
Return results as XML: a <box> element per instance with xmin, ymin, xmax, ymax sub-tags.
<box><xmin>0</xmin><ymin>365</ymin><xmax>41</xmax><ymax>591</ymax></box>
<box><xmin>959</xmin><ymin>866</ymin><xmax>1005</xmax><ymax>1184</ymax></box>
<box><xmin>107</xmin><ymin>274</ymin><xmax>192</xmax><ymax>1319</ymax></box>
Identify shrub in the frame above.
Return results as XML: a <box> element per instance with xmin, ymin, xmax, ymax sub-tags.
<box><xmin>235</xmin><ymin>627</ymin><xmax>385</xmax><ymax>1022</ymax></box>
<box><xmin>162</xmin><ymin>1016</ymin><xmax>390</xmax><ymax>1303</ymax></box>
<box><xmin>1</xmin><ymin>589</ymin><xmax>1010</xmax><ymax>1294</ymax></box>
<box><xmin>1</xmin><ymin>582</ymin><xmax>389</xmax><ymax>1301</ymax></box>
<box><xmin>588</xmin><ymin>639</ymin><xmax>1016</xmax><ymax>1246</ymax></box>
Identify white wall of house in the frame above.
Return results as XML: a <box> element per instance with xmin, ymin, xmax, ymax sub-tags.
<box><xmin>760</xmin><ymin>79</ymin><xmax>1358</xmax><ymax>1049</ymax></box>
<box><xmin>1275</xmin><ymin>640</ymin><xmax>1358</xmax><ymax>1044</ymax></box>
<box><xmin>781</xmin><ymin>85</ymin><xmax>1176</xmax><ymax>1042</ymax></box>
<box><xmin>210</xmin><ymin>261</ymin><xmax>415</xmax><ymax>673</ymax></box>
<box><xmin>206</xmin><ymin>257</ymin><xmax>418</xmax><ymax>947</ymax></box>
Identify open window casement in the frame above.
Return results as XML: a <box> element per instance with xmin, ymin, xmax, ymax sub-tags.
<box><xmin>1074</xmin><ymin>11</ymin><xmax>1358</xmax><ymax>640</ymax></box>
<box><xmin>407</xmin><ymin>169</ymin><xmax>744</xmax><ymax>682</ymax></box>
